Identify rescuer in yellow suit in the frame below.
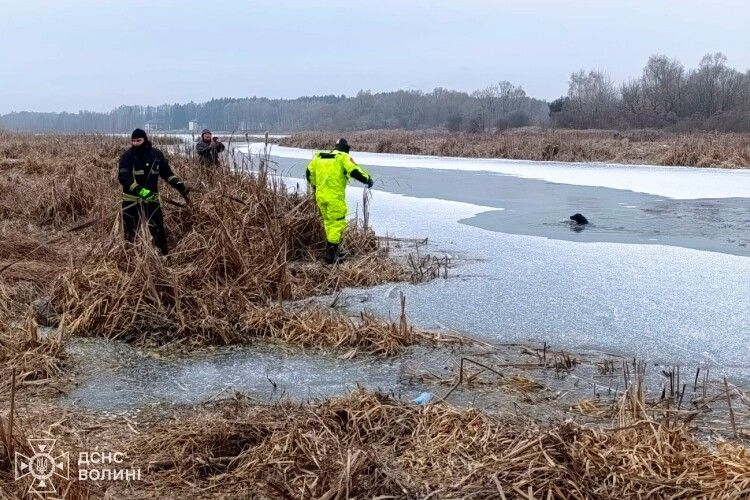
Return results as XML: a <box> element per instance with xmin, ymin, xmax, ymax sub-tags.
<box><xmin>306</xmin><ymin>138</ymin><xmax>374</xmax><ymax>264</ymax></box>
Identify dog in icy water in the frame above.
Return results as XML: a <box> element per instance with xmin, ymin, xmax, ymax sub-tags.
<box><xmin>570</xmin><ymin>213</ymin><xmax>589</xmax><ymax>225</ymax></box>
<box><xmin>568</xmin><ymin>213</ymin><xmax>589</xmax><ymax>232</ymax></box>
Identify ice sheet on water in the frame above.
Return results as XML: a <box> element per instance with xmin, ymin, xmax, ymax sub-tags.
<box><xmin>335</xmin><ymin>184</ymin><xmax>750</xmax><ymax>369</ymax></box>
<box><xmin>280</xmin><ymin>175</ymin><xmax>498</xmax><ymax>223</ymax></box>
<box><xmin>239</xmin><ymin>143</ymin><xmax>750</xmax><ymax>200</ymax></box>
<box><xmin>64</xmin><ymin>340</ymin><xmax>405</xmax><ymax>412</ymax></box>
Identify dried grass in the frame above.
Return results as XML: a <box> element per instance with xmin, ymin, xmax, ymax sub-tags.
<box><xmin>281</xmin><ymin>128</ymin><xmax>750</xmax><ymax>168</ymax></box>
<box><xmin>117</xmin><ymin>389</ymin><xmax>750</xmax><ymax>498</ymax></box>
<box><xmin>0</xmin><ymin>281</ymin><xmax>67</xmax><ymax>390</ymax></box>
<box><xmin>0</xmin><ymin>373</ymin><xmax>92</xmax><ymax>500</ymax></box>
<box><xmin>47</xmin><ymin>171</ymin><xmax>417</xmax><ymax>351</ymax></box>
<box><xmin>0</xmin><ymin>132</ymin><xmax>431</xmax><ymax>356</ymax></box>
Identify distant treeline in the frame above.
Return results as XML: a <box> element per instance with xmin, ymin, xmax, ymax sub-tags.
<box><xmin>0</xmin><ymin>85</ymin><xmax>549</xmax><ymax>134</ymax></box>
<box><xmin>2</xmin><ymin>53</ymin><xmax>748</xmax><ymax>133</ymax></box>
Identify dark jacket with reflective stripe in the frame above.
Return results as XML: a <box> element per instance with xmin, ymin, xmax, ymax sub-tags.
<box><xmin>118</xmin><ymin>144</ymin><xmax>184</xmax><ymax>201</ymax></box>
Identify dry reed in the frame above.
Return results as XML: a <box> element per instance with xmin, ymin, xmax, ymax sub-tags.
<box><xmin>281</xmin><ymin>128</ymin><xmax>750</xmax><ymax>168</ymax></box>
<box><xmin>113</xmin><ymin>388</ymin><xmax>750</xmax><ymax>498</ymax></box>
<box><xmin>1</xmin><ymin>131</ymin><xmax>431</xmax><ymax>356</ymax></box>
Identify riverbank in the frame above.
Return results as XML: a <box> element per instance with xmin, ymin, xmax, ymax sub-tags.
<box><xmin>2</xmin><ymin>132</ymin><xmax>749</xmax><ymax>497</ymax></box>
<box><xmin>3</xmin><ymin>324</ymin><xmax>750</xmax><ymax>498</ymax></box>
<box><xmin>0</xmin><ymin>131</ymin><xmax>449</xmax><ymax>406</ymax></box>
<box><xmin>3</xmin><ymin>356</ymin><xmax>749</xmax><ymax>498</ymax></box>
<box><xmin>279</xmin><ymin>128</ymin><xmax>750</xmax><ymax>168</ymax></box>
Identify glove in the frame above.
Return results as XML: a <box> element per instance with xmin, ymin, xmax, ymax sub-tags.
<box><xmin>173</xmin><ymin>180</ymin><xmax>190</xmax><ymax>196</ymax></box>
<box><xmin>367</xmin><ymin>178</ymin><xmax>374</xmax><ymax>189</ymax></box>
<box><xmin>138</xmin><ymin>187</ymin><xmax>159</xmax><ymax>202</ymax></box>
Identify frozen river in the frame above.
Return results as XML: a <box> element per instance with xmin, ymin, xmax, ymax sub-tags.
<box><xmin>65</xmin><ymin>145</ymin><xmax>750</xmax><ymax>411</ymax></box>
<box><xmin>242</xmin><ymin>144</ymin><xmax>750</xmax><ymax>369</ymax></box>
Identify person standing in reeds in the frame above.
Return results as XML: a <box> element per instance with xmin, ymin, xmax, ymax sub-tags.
<box><xmin>195</xmin><ymin>128</ymin><xmax>225</xmax><ymax>167</ymax></box>
<box><xmin>306</xmin><ymin>138</ymin><xmax>374</xmax><ymax>264</ymax></box>
<box><xmin>118</xmin><ymin>128</ymin><xmax>191</xmax><ymax>254</ymax></box>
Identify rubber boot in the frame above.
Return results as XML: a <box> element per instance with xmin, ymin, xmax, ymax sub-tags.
<box><xmin>324</xmin><ymin>242</ymin><xmax>337</xmax><ymax>265</ymax></box>
<box><xmin>333</xmin><ymin>244</ymin><xmax>346</xmax><ymax>263</ymax></box>
<box><xmin>324</xmin><ymin>243</ymin><xmax>345</xmax><ymax>265</ymax></box>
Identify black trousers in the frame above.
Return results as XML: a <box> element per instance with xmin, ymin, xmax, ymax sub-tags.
<box><xmin>122</xmin><ymin>201</ymin><xmax>168</xmax><ymax>254</ymax></box>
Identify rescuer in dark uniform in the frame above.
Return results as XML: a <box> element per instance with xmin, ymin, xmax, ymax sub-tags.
<box><xmin>118</xmin><ymin>128</ymin><xmax>190</xmax><ymax>254</ymax></box>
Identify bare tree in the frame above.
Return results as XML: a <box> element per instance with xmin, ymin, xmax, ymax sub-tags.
<box><xmin>471</xmin><ymin>86</ymin><xmax>500</xmax><ymax>132</ymax></box>
<box><xmin>641</xmin><ymin>55</ymin><xmax>684</xmax><ymax>124</ymax></box>
<box><xmin>684</xmin><ymin>53</ymin><xmax>746</xmax><ymax>117</ymax></box>
<box><xmin>563</xmin><ymin>70</ymin><xmax>619</xmax><ymax>128</ymax></box>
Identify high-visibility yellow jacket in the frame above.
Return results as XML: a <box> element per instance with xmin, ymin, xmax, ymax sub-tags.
<box><xmin>306</xmin><ymin>150</ymin><xmax>373</xmax><ymax>244</ymax></box>
<box><xmin>305</xmin><ymin>150</ymin><xmax>372</xmax><ymax>201</ymax></box>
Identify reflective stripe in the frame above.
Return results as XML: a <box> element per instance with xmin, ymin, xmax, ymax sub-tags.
<box><xmin>134</xmin><ymin>170</ymin><xmax>145</xmax><ymax>175</ymax></box>
<box><xmin>129</xmin><ymin>182</ymin><xmax>138</xmax><ymax>191</ymax></box>
<box><xmin>122</xmin><ymin>193</ymin><xmax>159</xmax><ymax>203</ymax></box>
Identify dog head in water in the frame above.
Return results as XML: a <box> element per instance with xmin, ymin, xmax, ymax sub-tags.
<box><xmin>570</xmin><ymin>213</ymin><xmax>589</xmax><ymax>225</ymax></box>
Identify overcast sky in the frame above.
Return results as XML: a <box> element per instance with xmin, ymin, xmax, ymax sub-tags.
<box><xmin>1</xmin><ymin>0</ymin><xmax>748</xmax><ymax>114</ymax></box>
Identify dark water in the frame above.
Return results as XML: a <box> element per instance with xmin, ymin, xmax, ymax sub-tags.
<box><xmin>272</xmin><ymin>156</ymin><xmax>750</xmax><ymax>256</ymax></box>
<box><xmin>267</xmin><ymin>153</ymin><xmax>750</xmax><ymax>370</ymax></box>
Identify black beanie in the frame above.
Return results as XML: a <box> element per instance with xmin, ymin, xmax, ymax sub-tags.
<box><xmin>334</xmin><ymin>137</ymin><xmax>350</xmax><ymax>153</ymax></box>
<box><xmin>131</xmin><ymin>128</ymin><xmax>148</xmax><ymax>140</ymax></box>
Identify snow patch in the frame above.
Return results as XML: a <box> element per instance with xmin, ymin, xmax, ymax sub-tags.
<box><xmin>239</xmin><ymin>143</ymin><xmax>750</xmax><ymax>200</ymax></box>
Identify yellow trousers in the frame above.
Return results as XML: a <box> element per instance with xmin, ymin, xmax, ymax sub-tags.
<box><xmin>316</xmin><ymin>197</ymin><xmax>347</xmax><ymax>244</ymax></box>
